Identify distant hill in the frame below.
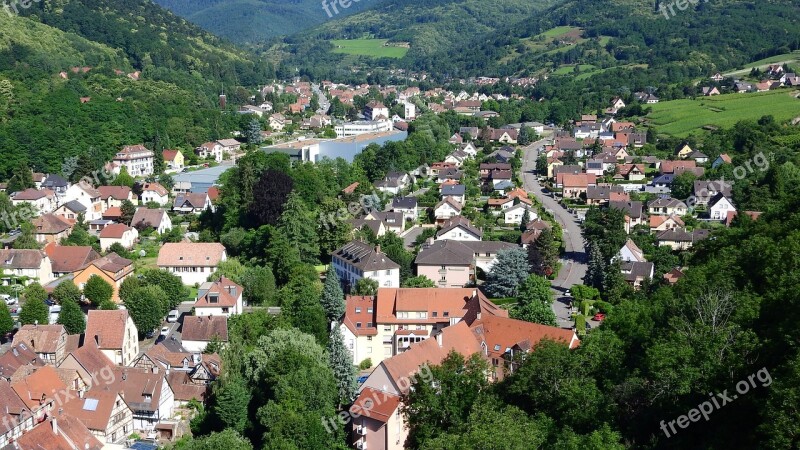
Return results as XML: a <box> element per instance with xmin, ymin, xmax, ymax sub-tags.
<box><xmin>0</xmin><ymin>0</ymin><xmax>272</xmax><ymax>178</ymax></box>
<box><xmin>152</xmin><ymin>0</ymin><xmax>375</xmax><ymax>43</ymax></box>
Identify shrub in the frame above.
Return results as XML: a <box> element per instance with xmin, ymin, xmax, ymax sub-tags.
<box><xmin>359</xmin><ymin>358</ymin><xmax>372</xmax><ymax>370</ymax></box>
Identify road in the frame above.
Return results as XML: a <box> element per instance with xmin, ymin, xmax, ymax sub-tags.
<box><xmin>521</xmin><ymin>139</ymin><xmax>587</xmax><ymax>329</ymax></box>
<box><xmin>312</xmin><ymin>83</ymin><xmax>330</xmax><ymax>114</ymax></box>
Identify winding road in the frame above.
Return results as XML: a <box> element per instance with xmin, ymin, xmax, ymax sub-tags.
<box><xmin>521</xmin><ymin>139</ymin><xmax>588</xmax><ymax>329</ymax></box>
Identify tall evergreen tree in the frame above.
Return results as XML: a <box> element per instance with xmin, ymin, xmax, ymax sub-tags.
<box><xmin>120</xmin><ymin>200</ymin><xmax>136</xmax><ymax>225</ymax></box>
<box><xmin>245</xmin><ymin>118</ymin><xmax>263</xmax><ymax>145</ymax></box>
<box><xmin>484</xmin><ymin>247</ymin><xmax>531</xmax><ymax>298</ymax></box>
<box><xmin>585</xmin><ymin>242</ymin><xmax>606</xmax><ymax>290</ymax></box>
<box><xmin>320</xmin><ymin>266</ymin><xmax>345</xmax><ymax>323</ymax></box>
<box><xmin>58</xmin><ymin>298</ymin><xmax>85</xmax><ymax>334</ymax></box>
<box><xmin>328</xmin><ymin>323</ymin><xmax>358</xmax><ymax>406</ymax></box>
<box><xmin>277</xmin><ymin>191</ymin><xmax>320</xmax><ymax>264</ymax></box>
<box><xmin>0</xmin><ymin>302</ymin><xmax>14</xmax><ymax>335</ymax></box>
<box><xmin>519</xmin><ymin>209</ymin><xmax>531</xmax><ymax>232</ymax></box>
<box><xmin>528</xmin><ymin>228</ymin><xmax>559</xmax><ymax>277</ymax></box>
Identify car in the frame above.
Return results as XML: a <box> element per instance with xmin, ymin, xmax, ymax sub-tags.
<box><xmin>593</xmin><ymin>313</ymin><xmax>606</xmax><ymax>322</ymax></box>
<box><xmin>160</xmin><ymin>326</ymin><xmax>171</xmax><ymax>337</ymax></box>
<box><xmin>145</xmin><ymin>329</ymin><xmax>156</xmax><ymax>339</ymax></box>
<box><xmin>167</xmin><ymin>310</ymin><xmax>179</xmax><ymax>323</ymax></box>
<box><xmin>0</xmin><ymin>294</ymin><xmax>13</xmax><ymax>305</ymax></box>
<box><xmin>44</xmin><ymin>298</ymin><xmax>55</xmax><ymax>306</ymax></box>
<box><xmin>357</xmin><ymin>375</ymin><xmax>369</xmax><ymax>384</ymax></box>
<box><xmin>565</xmin><ymin>289</ymin><xmax>571</xmax><ymax>297</ymax></box>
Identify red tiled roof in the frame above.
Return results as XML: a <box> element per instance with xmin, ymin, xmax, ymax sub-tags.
<box><xmin>182</xmin><ymin>316</ymin><xmax>228</xmax><ymax>342</ymax></box>
<box><xmin>195</xmin><ymin>277</ymin><xmax>242</xmax><ymax>309</ymax></box>
<box><xmin>45</xmin><ymin>244</ymin><xmax>100</xmax><ymax>273</ymax></box>
<box><xmin>85</xmin><ymin>310</ymin><xmax>130</xmax><ymax>349</ymax></box>
<box><xmin>33</xmin><ymin>214</ymin><xmax>72</xmax><ymax>234</ymax></box>
<box><xmin>342</xmin><ymin>296</ymin><xmax>378</xmax><ymax>336</ymax></box>
<box><xmin>349</xmin><ymin>387</ymin><xmax>401</xmax><ymax>423</ymax></box>
<box><xmin>11</xmin><ymin>365</ymin><xmax>68</xmax><ymax>409</ymax></box>
<box><xmin>97</xmin><ymin>186</ymin><xmax>131</xmax><ymax>201</ymax></box>
<box><xmin>12</xmin><ymin>324</ymin><xmax>66</xmax><ymax>354</ymax></box>
<box><xmin>98</xmin><ymin>223</ymin><xmax>132</xmax><ymax>239</ymax></box>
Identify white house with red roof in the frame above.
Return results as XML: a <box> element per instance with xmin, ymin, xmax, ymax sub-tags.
<box><xmin>194</xmin><ymin>277</ymin><xmax>243</xmax><ymax>317</ymax></box>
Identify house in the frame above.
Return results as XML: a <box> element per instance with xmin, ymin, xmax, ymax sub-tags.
<box><xmin>610</xmin><ymin>200</ymin><xmax>645</xmax><ymax>234</ymax></box>
<box><xmin>664</xmin><ymin>267</ymin><xmax>686</xmax><ymax>284</ymax></box>
<box><xmin>195</xmin><ymin>142</ymin><xmax>223</xmax><ymax>162</ymax></box>
<box><xmin>675</xmin><ymin>143</ymin><xmax>694</xmax><ymax>159</ymax></box>
<box><xmin>10</xmin><ymin>365</ymin><xmax>66</xmax><ymax>424</ymax></box>
<box><xmin>57</xmin><ymin>343</ymin><xmax>116</xmax><ymax>388</ymax></box>
<box><xmin>440</xmin><ymin>184</ymin><xmax>466</xmax><ymax>205</ymax></box>
<box><xmin>12</xmin><ymin>324</ymin><xmax>67</xmax><ymax>365</ymax></box>
<box><xmin>701</xmin><ymin>86</ymin><xmax>721</xmax><ymax>96</ymax></box>
<box><xmin>194</xmin><ymin>277</ymin><xmax>243</xmax><ymax>317</ymax></box>
<box><xmin>711</xmin><ymin>73</ymin><xmax>724</xmax><ymax>82</ymax></box>
<box><xmin>44</xmin><ymin>244</ymin><xmax>100</xmax><ymax>278</ymax></box>
<box><xmin>32</xmin><ymin>214</ymin><xmax>73</xmax><ymax>244</ymax></box>
<box><xmin>364</xmin><ymin>211</ymin><xmax>404</xmax><ymax>235</ymax></box>
<box><xmin>635</xmin><ymin>92</ymin><xmax>659</xmax><ymax>104</ymax></box>
<box><xmin>620</xmin><ymin>261</ymin><xmax>654</xmax><ymax>290</ymax></box>
<box><xmin>157</xmin><ymin>242</ymin><xmax>227</xmax><ymax>286</ymax></box>
<box><xmin>12</xmin><ymin>188</ymin><xmax>56</xmax><ymax>215</ymax></box>
<box><xmin>53</xmin><ymin>200</ymin><xmax>87</xmax><ymax>221</ymax></box>
<box><xmin>656</xmin><ymin>228</ymin><xmax>711</xmax><ymax>250</ymax></box>
<box><xmin>0</xmin><ymin>342</ymin><xmax>43</xmax><ymax>380</ymax></box>
<box><xmin>489</xmin><ymin>170</ymin><xmax>514</xmax><ymax>191</ymax></box>
<box><xmin>85</xmin><ymin>310</ymin><xmax>139</xmax><ymax>366</ymax></box>
<box><xmin>61</xmin><ymin>384</ymin><xmax>132</xmax><ymax>444</ymax></box>
<box><xmin>0</xmin><ymin>249</ymin><xmax>54</xmax><ymax>286</ymax></box>
<box><xmin>562</xmin><ymin>174</ymin><xmax>597</xmax><ymax>199</ymax></box>
<box><xmin>331</xmin><ymin>241</ymin><xmax>401</xmax><ymax>292</ymax></box>
<box><xmin>181</xmin><ymin>316</ymin><xmax>228</xmax><ymax>353</ymax></box>
<box><xmin>649</xmin><ymin>197</ymin><xmax>688</xmax><ymax>216</ymax></box>
<box><xmin>0</xmin><ymin>379</ymin><xmax>34</xmax><ymax>447</ymax></box>
<box><xmin>724</xmin><ymin>210</ymin><xmax>762</xmax><ymax>227</ymax></box>
<box><xmin>651</xmin><ymin>174</ymin><xmax>675</xmax><ymax>189</ymax></box>
<box><xmin>585</xmin><ymin>185</ymin><xmax>623</xmax><ymax>206</ymax></box>
<box><xmin>72</xmin><ymin>253</ymin><xmax>134</xmax><ymax>303</ymax></box>
<box><xmin>708</xmin><ymin>193</ymin><xmax>736</xmax><ymax>221</ymax></box>
<box><xmin>435</xmin><ymin>216</ymin><xmax>482</xmax><ymax>241</ymax></box>
<box><xmin>504</xmin><ymin>203</ymin><xmax>536</xmax><ymax>225</ymax></box>
<box><xmin>433</xmin><ymin>197</ymin><xmax>463</xmax><ymax>223</ymax></box>
<box><xmin>173</xmin><ymin>192</ymin><xmax>213</xmax><ymax>214</ymax></box>
<box><xmin>390</xmin><ymin>197</ymin><xmax>418</xmax><ymax>222</ymax></box>
<box><xmin>98</xmin><ymin>223</ymin><xmax>138</xmax><ymax>251</ymax></box>
<box><xmin>615</xmin><ymin>164</ymin><xmax>646</xmax><ymax>181</ymax></box>
<box><xmin>108</xmin><ymin>367</ymin><xmax>175</xmax><ymax>431</ymax></box>
<box><xmin>618</xmin><ymin>239</ymin><xmax>646</xmax><ymax>263</ymax></box>
<box><xmin>689</xmin><ymin>151</ymin><xmax>709</xmax><ymax>164</ymax></box>
<box><xmin>162</xmin><ymin>149</ymin><xmax>184</xmax><ymax>171</ymax></box>
<box><xmin>693</xmin><ymin>180</ymin><xmax>732</xmax><ymax>206</ymax></box>
<box><xmin>734</xmin><ymin>81</ymin><xmax>755</xmax><ymax>93</ymax></box>
<box><xmin>364</xmin><ymin>101</ymin><xmax>389</xmax><ymax>121</ymax></box>
<box><xmin>140</xmin><ymin>182</ymin><xmax>170</xmax><ymax>205</ymax></box>
<box><xmin>374</xmin><ymin>172</ymin><xmax>411</xmax><ymax>195</ymax></box>
<box><xmin>97</xmin><ymin>186</ymin><xmax>134</xmax><ymax>211</ymax></box>
<box><xmin>63</xmin><ymin>183</ymin><xmax>103</xmax><ymax>220</ymax></box>
<box><xmin>660</xmin><ymin>159</ymin><xmax>696</xmax><ymax>174</ymax></box>
<box><xmin>131</xmin><ymin>207</ymin><xmax>172</xmax><ymax>234</ymax></box>
<box><xmin>415</xmin><ymin>239</ymin><xmax>516</xmax><ymax>286</ymax></box>
<box><xmin>41</xmin><ymin>174</ymin><xmax>69</xmax><ymax>197</ymax></box>
<box><xmin>217</xmin><ymin>139</ymin><xmax>242</xmax><ymax>157</ymax></box>
<box><xmin>649</xmin><ymin>214</ymin><xmax>685</xmax><ymax>233</ymax></box>
<box><xmin>437</xmin><ymin>168</ymin><xmax>463</xmax><ymax>183</ymax></box>
<box><xmin>112</xmin><ymin>145</ymin><xmax>154</xmax><ymax>177</ymax></box>
<box><xmin>711</xmin><ymin>154</ymin><xmax>732</xmax><ymax>169</ymax></box>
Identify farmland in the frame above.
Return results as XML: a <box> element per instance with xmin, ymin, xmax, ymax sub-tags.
<box><xmin>330</xmin><ymin>39</ymin><xmax>408</xmax><ymax>58</ymax></box>
<box><xmin>646</xmin><ymin>89</ymin><xmax>800</xmax><ymax>137</ymax></box>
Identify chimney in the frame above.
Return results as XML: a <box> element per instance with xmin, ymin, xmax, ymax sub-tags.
<box><xmin>436</xmin><ymin>332</ymin><xmax>443</xmax><ymax>348</ymax></box>
<box><xmin>375</xmin><ymin>245</ymin><xmax>381</xmax><ymax>254</ymax></box>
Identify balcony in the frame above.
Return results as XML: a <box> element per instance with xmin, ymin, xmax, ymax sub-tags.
<box><xmin>357</xmin><ymin>425</ymin><xmax>367</xmax><ymax>436</ymax></box>
<box><xmin>356</xmin><ymin>439</ymin><xmax>368</xmax><ymax>449</ymax></box>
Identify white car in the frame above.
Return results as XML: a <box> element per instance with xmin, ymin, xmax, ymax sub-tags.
<box><xmin>160</xmin><ymin>326</ymin><xmax>171</xmax><ymax>337</ymax></box>
<box><xmin>0</xmin><ymin>294</ymin><xmax>14</xmax><ymax>305</ymax></box>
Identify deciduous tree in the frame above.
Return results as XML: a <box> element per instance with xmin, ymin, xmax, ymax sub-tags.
<box><xmin>58</xmin><ymin>298</ymin><xmax>85</xmax><ymax>334</ymax></box>
<box><xmin>83</xmin><ymin>275</ymin><xmax>113</xmax><ymax>307</ymax></box>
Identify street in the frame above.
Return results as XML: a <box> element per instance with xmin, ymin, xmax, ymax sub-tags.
<box><xmin>521</xmin><ymin>139</ymin><xmax>587</xmax><ymax>329</ymax></box>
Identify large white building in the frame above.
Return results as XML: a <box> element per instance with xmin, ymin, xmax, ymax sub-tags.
<box><xmin>156</xmin><ymin>242</ymin><xmax>227</xmax><ymax>286</ymax></box>
<box><xmin>112</xmin><ymin>145</ymin><xmax>155</xmax><ymax>177</ymax></box>
<box><xmin>331</xmin><ymin>241</ymin><xmax>400</xmax><ymax>293</ymax></box>
<box><xmin>334</xmin><ymin>120</ymin><xmax>392</xmax><ymax>138</ymax></box>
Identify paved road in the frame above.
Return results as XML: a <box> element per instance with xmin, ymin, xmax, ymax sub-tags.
<box><xmin>312</xmin><ymin>83</ymin><xmax>330</xmax><ymax>115</ymax></box>
<box><xmin>521</xmin><ymin>140</ymin><xmax>587</xmax><ymax>329</ymax></box>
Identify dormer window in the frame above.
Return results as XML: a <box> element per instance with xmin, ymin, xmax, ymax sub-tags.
<box><xmin>209</xmin><ymin>294</ymin><xmax>219</xmax><ymax>304</ymax></box>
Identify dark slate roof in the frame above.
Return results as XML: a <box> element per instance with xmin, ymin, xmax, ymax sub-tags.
<box><xmin>41</xmin><ymin>174</ymin><xmax>68</xmax><ymax>188</ymax></box>
<box><xmin>332</xmin><ymin>240</ymin><xmax>401</xmax><ymax>271</ymax></box>
<box><xmin>609</xmin><ymin>200</ymin><xmax>644</xmax><ymax>219</ymax></box>
<box><xmin>441</xmin><ymin>185</ymin><xmax>466</xmax><ymax>196</ymax></box>
<box><xmin>391</xmin><ymin>197</ymin><xmax>417</xmax><ymax>209</ymax></box>
<box><xmin>620</xmin><ymin>261</ymin><xmax>654</xmax><ymax>282</ymax></box>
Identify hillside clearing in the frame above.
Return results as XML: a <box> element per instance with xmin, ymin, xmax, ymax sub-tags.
<box><xmin>331</xmin><ymin>39</ymin><xmax>409</xmax><ymax>58</ymax></box>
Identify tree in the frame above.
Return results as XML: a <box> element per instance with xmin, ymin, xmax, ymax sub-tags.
<box><xmin>518</xmin><ymin>125</ymin><xmax>533</xmax><ymax>146</ymax></box>
<box><xmin>120</xmin><ymin>200</ymin><xmax>136</xmax><ymax>225</ymax></box>
<box><xmin>7</xmin><ymin>161</ymin><xmax>34</xmax><ymax>193</ymax></box>
<box><xmin>283</xmin><ymin>271</ymin><xmax>328</xmax><ymax>344</ymax></box>
<box><xmin>519</xmin><ymin>209</ymin><xmax>531</xmax><ymax>232</ymax></box>
<box><xmin>583</xmin><ymin>207</ymin><xmax>626</xmax><ymax>261</ymax></box>
<box><xmin>585</xmin><ymin>242</ymin><xmax>606</xmax><ymax>290</ymax></box>
<box><xmin>99</xmin><ymin>300</ymin><xmax>117</xmax><ymax>310</ymax></box>
<box><xmin>118</xmin><ymin>276</ymin><xmax>141</xmax><ymax>304</ymax></box>
<box><xmin>528</xmin><ymin>228</ymin><xmax>559</xmax><ymax>277</ymax></box>
<box><xmin>266</xmin><ymin>227</ymin><xmax>302</xmax><ymax>286</ymax></box>
<box><xmin>671</xmin><ymin>171</ymin><xmax>697</xmax><ymax>201</ymax></box>
<box><xmin>83</xmin><ymin>275</ymin><xmax>113</xmax><ymax>307</ymax></box>
<box><xmin>58</xmin><ymin>298</ymin><xmax>86</xmax><ymax>334</ymax></box>
<box><xmin>112</xmin><ymin>166</ymin><xmax>135</xmax><ymax>187</ymax></box>
<box><xmin>320</xmin><ymin>266</ymin><xmax>345</xmax><ymax>323</ymax></box>
<box><xmin>52</xmin><ymin>281</ymin><xmax>81</xmax><ymax>305</ymax></box>
<box><xmin>211</xmin><ymin>377</ymin><xmax>251</xmax><ymax>434</ymax></box>
<box><xmin>125</xmin><ymin>285</ymin><xmax>169</xmax><ymax>336</ymax></box>
<box><xmin>277</xmin><ymin>191</ymin><xmax>320</xmax><ymax>264</ymax></box>
<box><xmin>0</xmin><ymin>303</ymin><xmax>14</xmax><ymax>335</ymax></box>
<box><xmin>240</xmin><ymin>266</ymin><xmax>276</xmax><ymax>306</ymax></box>
<box><xmin>535</xmin><ymin>155</ymin><xmax>548</xmax><ymax>175</ymax></box>
<box><xmin>140</xmin><ymin>269</ymin><xmax>187</xmax><ymax>310</ymax></box>
<box><xmin>172</xmin><ymin>429</ymin><xmax>253</xmax><ymax>450</ymax></box>
<box><xmin>483</xmin><ymin>247</ymin><xmax>530</xmax><ymax>298</ymax></box>
<box><xmin>19</xmin><ymin>292</ymin><xmax>48</xmax><ymax>326</ymax></box>
<box><xmin>317</xmin><ymin>198</ymin><xmax>353</xmax><ymax>257</ymax></box>
<box><xmin>107</xmin><ymin>242</ymin><xmax>131</xmax><ymax>259</ymax></box>
<box><xmin>378</xmin><ymin>232</ymin><xmax>414</xmax><ymax>282</ymax></box>
<box><xmin>353</xmin><ymin>278</ymin><xmax>379</xmax><ymax>296</ymax></box>
<box><xmin>23</xmin><ymin>282</ymin><xmax>47</xmax><ymax>304</ymax></box>
<box><xmin>512</xmin><ymin>275</ymin><xmax>557</xmax><ymax>326</ymax></box>
<box><xmin>249</xmin><ymin>169</ymin><xmax>293</xmax><ymax>226</ymax></box>
<box><xmin>402</xmin><ymin>276</ymin><xmax>436</xmax><ymax>288</ymax></box>
<box><xmin>13</xmin><ymin>222</ymin><xmax>40</xmax><ymax>249</ymax></box>
<box><xmin>328</xmin><ymin>324</ymin><xmax>357</xmax><ymax>406</ymax></box>
<box><xmin>245</xmin><ymin>118</ymin><xmax>263</xmax><ymax>145</ymax></box>
<box><xmin>62</xmin><ymin>214</ymin><xmax>94</xmax><ymax>247</ymax></box>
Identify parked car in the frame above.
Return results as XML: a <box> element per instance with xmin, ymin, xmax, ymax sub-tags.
<box><xmin>357</xmin><ymin>375</ymin><xmax>369</xmax><ymax>384</ymax></box>
<box><xmin>0</xmin><ymin>294</ymin><xmax>14</xmax><ymax>305</ymax></box>
<box><xmin>167</xmin><ymin>310</ymin><xmax>179</xmax><ymax>323</ymax></box>
<box><xmin>592</xmin><ymin>313</ymin><xmax>606</xmax><ymax>322</ymax></box>
<box><xmin>160</xmin><ymin>326</ymin><xmax>171</xmax><ymax>337</ymax></box>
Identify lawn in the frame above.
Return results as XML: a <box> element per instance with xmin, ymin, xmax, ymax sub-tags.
<box><xmin>724</xmin><ymin>50</ymin><xmax>800</xmax><ymax>76</ymax></box>
<box><xmin>539</xmin><ymin>26</ymin><xmax>579</xmax><ymax>38</ymax></box>
<box><xmin>646</xmin><ymin>89</ymin><xmax>800</xmax><ymax>137</ymax></box>
<box><xmin>330</xmin><ymin>39</ymin><xmax>408</xmax><ymax>58</ymax></box>
<box><xmin>552</xmin><ymin>64</ymin><xmax>596</xmax><ymax>75</ymax></box>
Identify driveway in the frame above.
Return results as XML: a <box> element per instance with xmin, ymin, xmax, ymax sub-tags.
<box><xmin>521</xmin><ymin>140</ymin><xmax>587</xmax><ymax>329</ymax></box>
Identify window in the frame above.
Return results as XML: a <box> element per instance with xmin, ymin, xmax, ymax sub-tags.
<box><xmin>355</xmin><ymin>307</ymin><xmax>362</xmax><ymax>313</ymax></box>
<box><xmin>384</xmin><ymin>325</ymin><xmax>391</xmax><ymax>331</ymax></box>
<box><xmin>385</xmin><ymin>270</ymin><xmax>391</xmax><ymax>275</ymax></box>
<box><xmin>443</xmin><ymin>312</ymin><xmax>449</xmax><ymax>317</ymax></box>
<box><xmin>367</xmin><ymin>322</ymin><xmax>373</xmax><ymax>328</ymax></box>
<box><xmin>367</xmin><ymin>336</ymin><xmax>372</xmax><ymax>341</ymax></box>
<box><xmin>368</xmin><ymin>307</ymin><xmax>373</xmax><ymax>313</ymax></box>
<box><xmin>494</xmin><ymin>344</ymin><xmax>501</xmax><ymax>351</ymax></box>
<box><xmin>432</xmin><ymin>312</ymin><xmax>438</xmax><ymax>317</ymax></box>
<box><xmin>367</xmin><ymin>347</ymin><xmax>372</xmax><ymax>354</ymax></box>
<box><xmin>222</xmin><ymin>307</ymin><xmax>229</xmax><ymax>313</ymax></box>
<box><xmin>356</xmin><ymin>322</ymin><xmax>362</xmax><ymax>328</ymax></box>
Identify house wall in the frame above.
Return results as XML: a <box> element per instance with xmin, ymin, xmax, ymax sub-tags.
<box><xmin>161</xmin><ymin>264</ymin><xmax>219</xmax><ymax>286</ymax></box>
<box><xmin>194</xmin><ymin>294</ymin><xmax>242</xmax><ymax>317</ymax></box>
<box><xmin>182</xmin><ymin>339</ymin><xmax>208</xmax><ymax>353</ymax></box>
<box><xmin>98</xmin><ymin>394</ymin><xmax>133</xmax><ymax>444</ymax></box>
<box><xmin>0</xmin><ymin>414</ymin><xmax>34</xmax><ymax>448</ymax></box>
<box><xmin>141</xmin><ymin>191</ymin><xmax>169</xmax><ymax>206</ymax></box>
<box><xmin>417</xmin><ymin>264</ymin><xmax>471</xmax><ymax>288</ymax></box>
<box><xmin>361</xmin><ymin>365</ymin><xmax>400</xmax><ymax>396</ymax></box>
<box><xmin>73</xmin><ymin>265</ymin><xmax>130</xmax><ymax>303</ymax></box>
<box><xmin>436</xmin><ymin>227</ymin><xmax>480</xmax><ymax>241</ymax></box>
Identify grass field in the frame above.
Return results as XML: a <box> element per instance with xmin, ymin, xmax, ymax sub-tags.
<box><xmin>331</xmin><ymin>39</ymin><xmax>408</xmax><ymax>58</ymax></box>
<box><xmin>552</xmin><ymin>64</ymin><xmax>596</xmax><ymax>75</ymax></box>
<box><xmin>539</xmin><ymin>26</ymin><xmax>577</xmax><ymax>38</ymax></box>
<box><xmin>647</xmin><ymin>89</ymin><xmax>800</xmax><ymax>137</ymax></box>
<box><xmin>724</xmin><ymin>50</ymin><xmax>800</xmax><ymax>77</ymax></box>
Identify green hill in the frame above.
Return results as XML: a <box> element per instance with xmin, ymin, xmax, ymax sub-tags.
<box><xmin>0</xmin><ymin>1</ymin><xmax>273</xmax><ymax>178</ymax></box>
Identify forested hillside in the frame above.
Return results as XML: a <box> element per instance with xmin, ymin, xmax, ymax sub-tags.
<box><xmin>153</xmin><ymin>0</ymin><xmax>375</xmax><ymax>43</ymax></box>
<box><xmin>0</xmin><ymin>1</ymin><xmax>274</xmax><ymax>178</ymax></box>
